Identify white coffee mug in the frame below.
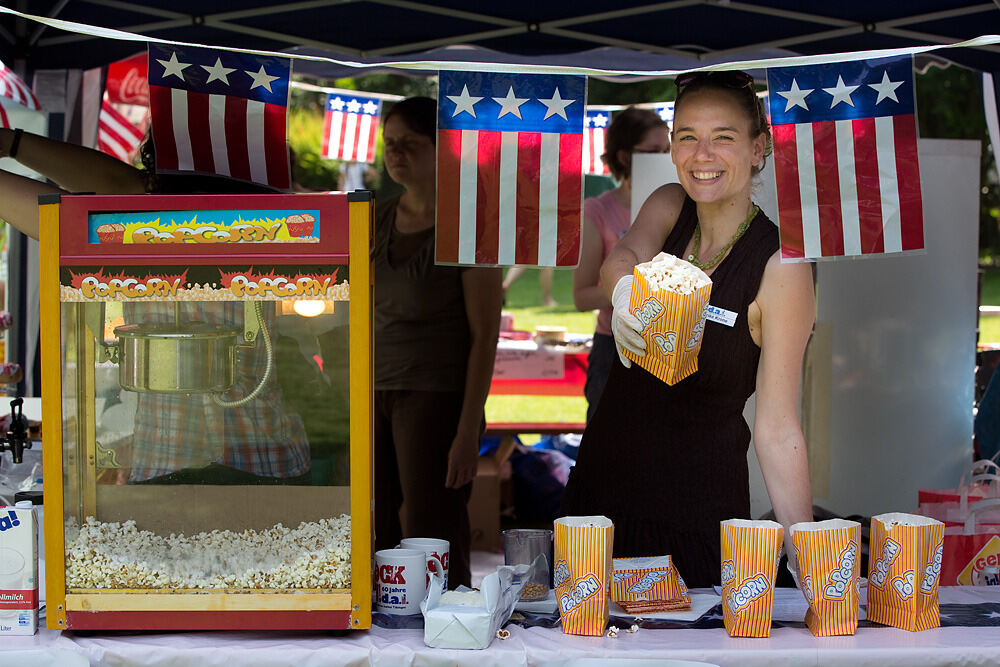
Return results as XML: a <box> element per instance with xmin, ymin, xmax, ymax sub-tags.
<box><xmin>374</xmin><ymin>548</ymin><xmax>443</xmax><ymax>615</ymax></box>
<box><xmin>399</xmin><ymin>537</ymin><xmax>450</xmax><ymax>589</ymax></box>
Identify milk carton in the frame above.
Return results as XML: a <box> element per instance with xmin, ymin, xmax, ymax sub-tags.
<box><xmin>0</xmin><ymin>501</ymin><xmax>38</xmax><ymax>635</ymax></box>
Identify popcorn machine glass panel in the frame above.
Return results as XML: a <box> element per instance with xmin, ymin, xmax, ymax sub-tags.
<box><xmin>40</xmin><ymin>193</ymin><xmax>372</xmax><ymax>631</ymax></box>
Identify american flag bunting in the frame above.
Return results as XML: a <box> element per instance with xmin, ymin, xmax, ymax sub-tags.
<box><xmin>0</xmin><ymin>59</ymin><xmax>39</xmax><ymax>112</ymax></box>
<box><xmin>583</xmin><ymin>109</ymin><xmax>610</xmax><ymax>175</ymax></box>
<box><xmin>436</xmin><ymin>70</ymin><xmax>585</xmax><ymax>267</ymax></box>
<box><xmin>148</xmin><ymin>44</ymin><xmax>290</xmax><ymax>189</ymax></box>
<box><xmin>766</xmin><ymin>55</ymin><xmax>924</xmax><ymax>260</ymax></box>
<box><xmin>98</xmin><ymin>99</ymin><xmax>146</xmax><ymax>163</ymax></box>
<box><xmin>322</xmin><ymin>93</ymin><xmax>381</xmax><ymax>163</ymax></box>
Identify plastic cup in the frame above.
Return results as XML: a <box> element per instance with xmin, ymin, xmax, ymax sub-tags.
<box><xmin>503</xmin><ymin>528</ymin><xmax>553</xmax><ymax>600</ymax></box>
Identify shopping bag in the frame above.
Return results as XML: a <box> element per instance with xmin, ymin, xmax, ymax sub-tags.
<box><xmin>938</xmin><ymin>498</ymin><xmax>1000</xmax><ymax>586</ymax></box>
<box><xmin>866</xmin><ymin>513</ymin><xmax>944</xmax><ymax>631</ymax></box>
<box><xmin>553</xmin><ymin>515</ymin><xmax>613</xmax><ymax>636</ymax></box>
<box><xmin>917</xmin><ymin>458</ymin><xmax>1000</xmax><ymax>506</ymax></box>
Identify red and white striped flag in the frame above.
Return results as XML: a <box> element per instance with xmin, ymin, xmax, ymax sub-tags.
<box><xmin>98</xmin><ymin>99</ymin><xmax>146</xmax><ymax>163</ymax></box>
<box><xmin>766</xmin><ymin>55</ymin><xmax>923</xmax><ymax>260</ymax></box>
<box><xmin>322</xmin><ymin>93</ymin><xmax>380</xmax><ymax>163</ymax></box>
<box><xmin>0</xmin><ymin>59</ymin><xmax>39</xmax><ymax>112</ymax></box>
<box><xmin>148</xmin><ymin>44</ymin><xmax>290</xmax><ymax>189</ymax></box>
<box><xmin>436</xmin><ymin>71</ymin><xmax>585</xmax><ymax>267</ymax></box>
<box><xmin>583</xmin><ymin>110</ymin><xmax>610</xmax><ymax>175</ymax></box>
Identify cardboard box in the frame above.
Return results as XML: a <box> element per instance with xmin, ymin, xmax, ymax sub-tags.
<box><xmin>468</xmin><ymin>458</ymin><xmax>501</xmax><ymax>552</ymax></box>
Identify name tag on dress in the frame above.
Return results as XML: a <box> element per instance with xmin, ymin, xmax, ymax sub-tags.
<box><xmin>705</xmin><ymin>304</ymin><xmax>737</xmax><ymax>327</ymax></box>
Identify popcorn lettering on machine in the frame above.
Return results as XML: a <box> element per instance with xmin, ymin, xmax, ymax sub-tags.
<box><xmin>38</xmin><ymin>192</ymin><xmax>373</xmax><ymax>631</ymax></box>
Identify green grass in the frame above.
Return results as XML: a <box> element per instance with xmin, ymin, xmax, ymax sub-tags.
<box><xmin>980</xmin><ymin>269</ymin><xmax>1000</xmax><ymax>344</ymax></box>
<box><xmin>485</xmin><ymin>267</ymin><xmax>592</xmax><ymax>432</ymax></box>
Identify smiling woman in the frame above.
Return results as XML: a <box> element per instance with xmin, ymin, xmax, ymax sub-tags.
<box><xmin>559</xmin><ymin>70</ymin><xmax>816</xmax><ymax>588</ymax></box>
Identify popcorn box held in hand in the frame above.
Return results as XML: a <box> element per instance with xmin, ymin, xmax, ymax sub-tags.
<box><xmin>0</xmin><ymin>503</ymin><xmax>38</xmax><ymax>636</ymax></box>
<box><xmin>624</xmin><ymin>253</ymin><xmax>711</xmax><ymax>385</ymax></box>
<box><xmin>720</xmin><ymin>519</ymin><xmax>783</xmax><ymax>638</ymax></box>
<box><xmin>790</xmin><ymin>518</ymin><xmax>862</xmax><ymax>636</ymax></box>
<box><xmin>867</xmin><ymin>512</ymin><xmax>945</xmax><ymax>632</ymax></box>
<box><xmin>554</xmin><ymin>515</ymin><xmax>613</xmax><ymax>636</ymax></box>
<box><xmin>610</xmin><ymin>555</ymin><xmax>690</xmax><ymax>613</ymax></box>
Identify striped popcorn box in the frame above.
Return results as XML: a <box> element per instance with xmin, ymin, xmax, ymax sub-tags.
<box><xmin>790</xmin><ymin>519</ymin><xmax>862</xmax><ymax>636</ymax></box>
<box><xmin>554</xmin><ymin>516</ymin><xmax>614</xmax><ymax>636</ymax></box>
<box><xmin>866</xmin><ymin>513</ymin><xmax>945</xmax><ymax>632</ymax></box>
<box><xmin>720</xmin><ymin>519</ymin><xmax>783</xmax><ymax>638</ymax></box>
<box><xmin>610</xmin><ymin>556</ymin><xmax>690</xmax><ymax>613</ymax></box>
<box><xmin>623</xmin><ymin>253</ymin><xmax>711</xmax><ymax>385</ymax></box>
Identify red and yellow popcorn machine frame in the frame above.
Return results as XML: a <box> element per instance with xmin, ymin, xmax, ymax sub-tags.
<box><xmin>38</xmin><ymin>191</ymin><xmax>373</xmax><ymax>631</ymax></box>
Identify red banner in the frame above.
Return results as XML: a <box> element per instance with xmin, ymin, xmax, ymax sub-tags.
<box><xmin>106</xmin><ymin>52</ymin><xmax>149</xmax><ymax>106</ymax></box>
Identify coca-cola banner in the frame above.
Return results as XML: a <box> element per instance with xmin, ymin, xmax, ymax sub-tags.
<box><xmin>106</xmin><ymin>52</ymin><xmax>148</xmax><ymax>106</ymax></box>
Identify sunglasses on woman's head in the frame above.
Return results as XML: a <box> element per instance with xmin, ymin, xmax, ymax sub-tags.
<box><xmin>675</xmin><ymin>70</ymin><xmax>754</xmax><ymax>90</ymax></box>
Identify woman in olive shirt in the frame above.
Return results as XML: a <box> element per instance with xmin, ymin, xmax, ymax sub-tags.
<box><xmin>372</xmin><ymin>97</ymin><xmax>503</xmax><ymax>588</ymax></box>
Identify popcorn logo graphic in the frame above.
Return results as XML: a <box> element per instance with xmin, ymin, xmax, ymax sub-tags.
<box><xmin>559</xmin><ymin>574</ymin><xmax>603</xmax><ymax>614</ymax></box>
<box><xmin>802</xmin><ymin>575</ymin><xmax>814</xmax><ymax>603</ymax></box>
<box><xmin>721</xmin><ymin>560</ymin><xmax>736</xmax><ymax>587</ymax></box>
<box><xmin>869</xmin><ymin>539</ymin><xmax>900</xmax><ymax>589</ymax></box>
<box><xmin>553</xmin><ymin>560</ymin><xmax>570</xmax><ymax>589</ymax></box>
<box><xmin>686</xmin><ymin>313</ymin><xmax>706</xmax><ymax>350</ymax></box>
<box><xmin>628</xmin><ymin>570</ymin><xmax>672</xmax><ymax>595</ymax></box>
<box><xmin>823</xmin><ymin>541</ymin><xmax>857</xmax><ymax>600</ymax></box>
<box><xmin>633</xmin><ymin>296</ymin><xmax>664</xmax><ymax>332</ymax></box>
<box><xmin>652</xmin><ymin>332</ymin><xmax>677</xmax><ymax>355</ymax></box>
<box><xmin>725</xmin><ymin>573</ymin><xmax>770</xmax><ymax>615</ymax></box>
<box><xmin>612</xmin><ymin>572</ymin><xmax>631</xmax><ymax>584</ymax></box>
<box><xmin>890</xmin><ymin>571</ymin><xmax>915</xmax><ymax>600</ymax></box>
<box><xmin>921</xmin><ymin>543</ymin><xmax>943</xmax><ymax>593</ymax></box>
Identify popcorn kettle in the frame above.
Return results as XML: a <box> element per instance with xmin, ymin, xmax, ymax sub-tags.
<box><xmin>99</xmin><ymin>301</ymin><xmax>273</xmax><ymax>406</ymax></box>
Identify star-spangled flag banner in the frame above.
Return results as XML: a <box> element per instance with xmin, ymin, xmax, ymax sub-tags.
<box><xmin>0</xmin><ymin>59</ymin><xmax>39</xmax><ymax>112</ymax></box>
<box><xmin>98</xmin><ymin>99</ymin><xmax>145</xmax><ymax>163</ymax></box>
<box><xmin>148</xmin><ymin>44</ymin><xmax>291</xmax><ymax>190</ymax></box>
<box><xmin>321</xmin><ymin>93</ymin><xmax>381</xmax><ymax>163</ymax></box>
<box><xmin>583</xmin><ymin>109</ymin><xmax>610</xmax><ymax>175</ymax></box>
<box><xmin>436</xmin><ymin>70</ymin><xmax>586</xmax><ymax>267</ymax></box>
<box><xmin>656</xmin><ymin>102</ymin><xmax>674</xmax><ymax>128</ymax></box>
<box><xmin>766</xmin><ymin>55</ymin><xmax>924</xmax><ymax>261</ymax></box>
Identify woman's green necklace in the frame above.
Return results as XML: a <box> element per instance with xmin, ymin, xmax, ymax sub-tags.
<box><xmin>687</xmin><ymin>205</ymin><xmax>758</xmax><ymax>271</ymax></box>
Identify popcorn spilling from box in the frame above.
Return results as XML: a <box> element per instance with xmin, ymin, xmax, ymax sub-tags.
<box><xmin>790</xmin><ymin>518</ymin><xmax>862</xmax><ymax>636</ymax></box>
<box><xmin>610</xmin><ymin>556</ymin><xmax>690</xmax><ymax>614</ymax></box>
<box><xmin>624</xmin><ymin>253</ymin><xmax>712</xmax><ymax>385</ymax></box>
<box><xmin>421</xmin><ymin>559</ymin><xmax>535</xmax><ymax>649</ymax></box>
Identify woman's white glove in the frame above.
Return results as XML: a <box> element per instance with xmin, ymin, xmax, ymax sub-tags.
<box><xmin>610</xmin><ymin>274</ymin><xmax>645</xmax><ymax>368</ymax></box>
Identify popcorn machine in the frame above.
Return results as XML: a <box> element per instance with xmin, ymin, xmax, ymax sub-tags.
<box><xmin>38</xmin><ymin>192</ymin><xmax>372</xmax><ymax>630</ymax></box>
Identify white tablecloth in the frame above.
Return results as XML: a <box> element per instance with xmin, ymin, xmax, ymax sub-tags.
<box><xmin>4</xmin><ymin>587</ymin><xmax>1000</xmax><ymax>667</ymax></box>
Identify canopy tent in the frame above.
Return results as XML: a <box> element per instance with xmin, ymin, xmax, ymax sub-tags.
<box><xmin>0</xmin><ymin>1</ymin><xmax>999</xmax><ymax>78</ymax></box>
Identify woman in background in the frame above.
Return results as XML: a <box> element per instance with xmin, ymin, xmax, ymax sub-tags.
<box><xmin>372</xmin><ymin>97</ymin><xmax>503</xmax><ymax>588</ymax></box>
<box><xmin>574</xmin><ymin>107</ymin><xmax>669</xmax><ymax>422</ymax></box>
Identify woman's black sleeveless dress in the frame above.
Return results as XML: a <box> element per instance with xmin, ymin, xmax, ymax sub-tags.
<box><xmin>560</xmin><ymin>195</ymin><xmax>779</xmax><ymax>588</ymax></box>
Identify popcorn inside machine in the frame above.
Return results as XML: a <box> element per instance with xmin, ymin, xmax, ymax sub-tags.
<box><xmin>38</xmin><ymin>192</ymin><xmax>372</xmax><ymax>630</ymax></box>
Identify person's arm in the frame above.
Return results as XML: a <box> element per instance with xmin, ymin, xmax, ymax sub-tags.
<box><xmin>0</xmin><ymin>169</ymin><xmax>63</xmax><ymax>239</ymax></box>
<box><xmin>573</xmin><ymin>214</ymin><xmax>609</xmax><ymax>312</ymax></box>
<box><xmin>446</xmin><ymin>266</ymin><xmax>503</xmax><ymax>489</ymax></box>
<box><xmin>599</xmin><ymin>183</ymin><xmax>686</xmax><ymax>301</ymax></box>
<box><xmin>751</xmin><ymin>253</ymin><xmax>816</xmax><ymax>567</ymax></box>
<box><xmin>0</xmin><ymin>128</ymin><xmax>146</xmax><ymax>195</ymax></box>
